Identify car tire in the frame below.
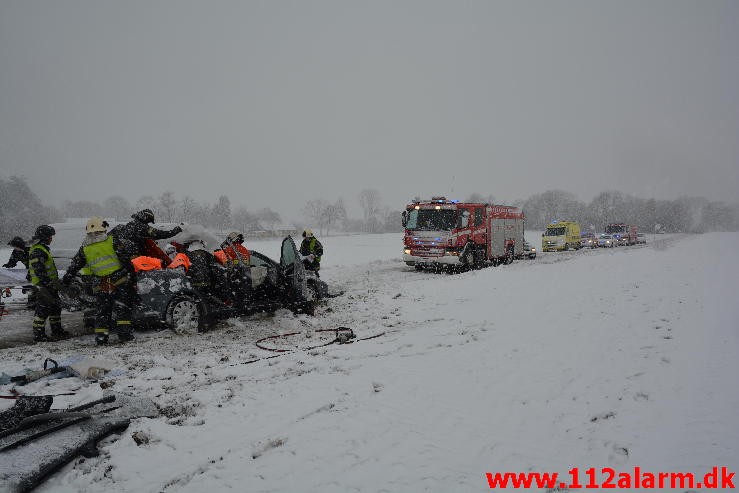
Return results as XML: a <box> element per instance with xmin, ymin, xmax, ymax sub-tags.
<box><xmin>166</xmin><ymin>295</ymin><xmax>204</xmax><ymax>334</ymax></box>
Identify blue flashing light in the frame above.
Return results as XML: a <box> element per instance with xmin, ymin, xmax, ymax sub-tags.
<box><xmin>450</xmin><ymin>199</ymin><xmax>459</xmax><ymax>203</ymax></box>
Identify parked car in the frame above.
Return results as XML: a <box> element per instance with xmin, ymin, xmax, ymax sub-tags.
<box><xmin>75</xmin><ymin>236</ymin><xmax>327</xmax><ymax>333</ymax></box>
<box><xmin>580</xmin><ymin>232</ymin><xmax>598</xmax><ymax>249</ymax></box>
<box><xmin>597</xmin><ymin>234</ymin><xmax>615</xmax><ymax>248</ymax></box>
<box><xmin>516</xmin><ymin>241</ymin><xmax>536</xmax><ymax>260</ymax></box>
<box><xmin>637</xmin><ymin>233</ymin><xmax>647</xmax><ymax>244</ymax></box>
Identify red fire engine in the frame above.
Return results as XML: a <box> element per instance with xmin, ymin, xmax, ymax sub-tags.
<box><xmin>605</xmin><ymin>223</ymin><xmax>638</xmax><ymax>246</ymax></box>
<box><xmin>402</xmin><ymin>197</ymin><xmax>525</xmax><ymax>269</ymax></box>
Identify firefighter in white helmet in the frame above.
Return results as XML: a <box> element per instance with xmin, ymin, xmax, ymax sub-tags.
<box><xmin>63</xmin><ymin>217</ymin><xmax>136</xmax><ymax>345</ymax></box>
<box><xmin>299</xmin><ymin>229</ymin><xmax>323</xmax><ymax>276</ymax></box>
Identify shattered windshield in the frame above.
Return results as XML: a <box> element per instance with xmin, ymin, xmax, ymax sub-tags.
<box><xmin>545</xmin><ymin>227</ymin><xmax>566</xmax><ymax>236</ymax></box>
<box><xmin>405</xmin><ymin>209</ymin><xmax>457</xmax><ymax>231</ymax></box>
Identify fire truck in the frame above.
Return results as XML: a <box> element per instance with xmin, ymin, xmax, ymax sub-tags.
<box><xmin>402</xmin><ymin>197</ymin><xmax>525</xmax><ymax>270</ymax></box>
<box><xmin>605</xmin><ymin>223</ymin><xmax>638</xmax><ymax>246</ymax></box>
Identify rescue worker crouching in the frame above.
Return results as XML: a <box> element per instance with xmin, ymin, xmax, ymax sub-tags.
<box><xmin>28</xmin><ymin>225</ymin><xmax>70</xmax><ymax>342</ymax></box>
<box><xmin>299</xmin><ymin>229</ymin><xmax>323</xmax><ymax>276</ymax></box>
<box><xmin>63</xmin><ymin>217</ymin><xmax>136</xmax><ymax>345</ymax></box>
<box><xmin>219</xmin><ymin>232</ymin><xmax>252</xmax><ymax>307</ymax></box>
<box><xmin>184</xmin><ymin>240</ymin><xmax>229</xmax><ymax>301</ymax></box>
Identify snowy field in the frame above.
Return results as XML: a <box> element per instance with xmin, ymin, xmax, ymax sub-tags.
<box><xmin>1</xmin><ymin>232</ymin><xmax>738</xmax><ymax>492</ymax></box>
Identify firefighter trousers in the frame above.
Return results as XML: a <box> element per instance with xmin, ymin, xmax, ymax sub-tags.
<box><xmin>94</xmin><ymin>282</ymin><xmax>136</xmax><ymax>340</ymax></box>
<box><xmin>32</xmin><ymin>287</ymin><xmax>62</xmax><ymax>338</ymax></box>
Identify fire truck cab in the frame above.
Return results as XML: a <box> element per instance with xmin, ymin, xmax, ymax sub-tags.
<box><xmin>402</xmin><ymin>197</ymin><xmax>525</xmax><ymax>270</ymax></box>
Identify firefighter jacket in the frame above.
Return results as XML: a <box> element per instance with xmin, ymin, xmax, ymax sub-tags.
<box><xmin>299</xmin><ymin>237</ymin><xmax>324</xmax><ymax>261</ymax></box>
<box><xmin>187</xmin><ymin>250</ymin><xmax>222</xmax><ymax>288</ymax></box>
<box><xmin>28</xmin><ymin>242</ymin><xmax>58</xmax><ymax>288</ymax></box>
<box><xmin>66</xmin><ymin>233</ymin><xmax>128</xmax><ymax>286</ymax></box>
<box><xmin>110</xmin><ymin>220</ymin><xmax>182</xmax><ymax>263</ymax></box>
<box><xmin>3</xmin><ymin>247</ymin><xmax>29</xmax><ymax>269</ymax></box>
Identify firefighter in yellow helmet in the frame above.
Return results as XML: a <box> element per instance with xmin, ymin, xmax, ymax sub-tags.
<box><xmin>63</xmin><ymin>217</ymin><xmax>136</xmax><ymax>345</ymax></box>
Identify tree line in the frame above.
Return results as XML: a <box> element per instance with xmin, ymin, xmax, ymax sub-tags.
<box><xmin>1</xmin><ymin>176</ymin><xmax>736</xmax><ymax>243</ymax></box>
<box><xmin>511</xmin><ymin>190</ymin><xmax>739</xmax><ymax>233</ymax></box>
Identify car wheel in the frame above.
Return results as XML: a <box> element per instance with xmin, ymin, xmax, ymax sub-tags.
<box><xmin>564</xmin><ymin>243</ymin><xmax>570</xmax><ymax>251</ymax></box>
<box><xmin>166</xmin><ymin>295</ymin><xmax>204</xmax><ymax>334</ymax></box>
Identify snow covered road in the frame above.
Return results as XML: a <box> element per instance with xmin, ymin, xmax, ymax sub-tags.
<box><xmin>1</xmin><ymin>232</ymin><xmax>737</xmax><ymax>492</ymax></box>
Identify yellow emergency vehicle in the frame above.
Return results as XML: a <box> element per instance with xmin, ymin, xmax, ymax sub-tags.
<box><xmin>541</xmin><ymin>221</ymin><xmax>581</xmax><ymax>251</ymax></box>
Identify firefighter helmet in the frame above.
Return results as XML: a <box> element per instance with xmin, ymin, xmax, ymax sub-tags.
<box><xmin>32</xmin><ymin>225</ymin><xmax>55</xmax><ymax>241</ymax></box>
<box><xmin>226</xmin><ymin>231</ymin><xmax>244</xmax><ymax>244</ymax></box>
<box><xmin>302</xmin><ymin>229</ymin><xmax>314</xmax><ymax>238</ymax></box>
<box><xmin>85</xmin><ymin>216</ymin><xmax>109</xmax><ymax>233</ymax></box>
<box><xmin>132</xmin><ymin>209</ymin><xmax>155</xmax><ymax>224</ymax></box>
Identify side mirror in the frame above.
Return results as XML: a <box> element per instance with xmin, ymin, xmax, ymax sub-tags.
<box><xmin>401</xmin><ymin>211</ymin><xmax>408</xmax><ymax>228</ymax></box>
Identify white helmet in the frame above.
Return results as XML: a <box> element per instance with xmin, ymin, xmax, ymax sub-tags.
<box><xmin>226</xmin><ymin>231</ymin><xmax>244</xmax><ymax>244</ymax></box>
<box><xmin>302</xmin><ymin>229</ymin><xmax>314</xmax><ymax>238</ymax></box>
<box><xmin>86</xmin><ymin>217</ymin><xmax>109</xmax><ymax>234</ymax></box>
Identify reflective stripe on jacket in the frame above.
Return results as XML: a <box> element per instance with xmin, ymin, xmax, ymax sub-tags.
<box><xmin>82</xmin><ymin>236</ymin><xmax>123</xmax><ymax>277</ymax></box>
<box><xmin>28</xmin><ymin>243</ymin><xmax>58</xmax><ymax>285</ymax></box>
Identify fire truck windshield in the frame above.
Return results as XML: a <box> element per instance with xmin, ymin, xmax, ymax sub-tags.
<box><xmin>405</xmin><ymin>209</ymin><xmax>457</xmax><ymax>231</ymax></box>
<box><xmin>605</xmin><ymin>224</ymin><xmax>626</xmax><ymax>234</ymax></box>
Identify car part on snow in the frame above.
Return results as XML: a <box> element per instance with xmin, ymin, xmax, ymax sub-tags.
<box><xmin>10</xmin><ymin>359</ymin><xmax>71</xmax><ymax>386</ymax></box>
<box><xmin>0</xmin><ymin>391</ymin><xmax>158</xmax><ymax>493</ymax></box>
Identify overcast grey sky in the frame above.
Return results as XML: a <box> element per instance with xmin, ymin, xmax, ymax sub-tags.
<box><xmin>1</xmin><ymin>0</ymin><xmax>737</xmax><ymax>219</ymax></box>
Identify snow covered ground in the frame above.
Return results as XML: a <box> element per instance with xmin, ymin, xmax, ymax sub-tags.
<box><xmin>1</xmin><ymin>232</ymin><xmax>738</xmax><ymax>492</ymax></box>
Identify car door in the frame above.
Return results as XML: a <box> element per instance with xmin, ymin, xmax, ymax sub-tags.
<box><xmin>279</xmin><ymin>236</ymin><xmax>308</xmax><ymax>302</ymax></box>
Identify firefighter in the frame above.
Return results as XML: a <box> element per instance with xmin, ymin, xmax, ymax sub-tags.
<box><xmin>28</xmin><ymin>225</ymin><xmax>70</xmax><ymax>342</ymax></box>
<box><xmin>220</xmin><ymin>232</ymin><xmax>251</xmax><ymax>306</ymax></box>
<box><xmin>185</xmin><ymin>240</ymin><xmax>228</xmax><ymax>300</ymax></box>
<box><xmin>62</xmin><ymin>217</ymin><xmax>136</xmax><ymax>345</ymax></box>
<box><xmin>299</xmin><ymin>229</ymin><xmax>323</xmax><ymax>276</ymax></box>
<box><xmin>110</xmin><ymin>209</ymin><xmax>183</xmax><ymax>268</ymax></box>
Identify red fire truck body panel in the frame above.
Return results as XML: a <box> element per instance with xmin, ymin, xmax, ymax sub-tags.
<box><xmin>402</xmin><ymin>198</ymin><xmax>525</xmax><ymax>268</ymax></box>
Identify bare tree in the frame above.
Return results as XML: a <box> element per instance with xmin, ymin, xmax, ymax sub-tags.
<box><xmin>232</xmin><ymin>207</ymin><xmax>260</xmax><ymax>233</ymax></box>
<box><xmin>103</xmin><ymin>196</ymin><xmax>131</xmax><ymax>221</ymax></box>
<box><xmin>358</xmin><ymin>189</ymin><xmax>382</xmax><ymax>233</ymax></box>
<box><xmin>324</xmin><ymin>199</ymin><xmax>347</xmax><ymax>236</ymax></box>
<box><xmin>135</xmin><ymin>195</ymin><xmax>158</xmax><ymax>214</ymax></box>
<box><xmin>179</xmin><ymin>196</ymin><xmax>198</xmax><ymax>223</ymax></box>
<box><xmin>159</xmin><ymin>191</ymin><xmax>177</xmax><ymax>223</ymax></box>
<box><xmin>256</xmin><ymin>207</ymin><xmax>282</xmax><ymax>232</ymax></box>
<box><xmin>303</xmin><ymin>198</ymin><xmax>329</xmax><ymax>236</ymax></box>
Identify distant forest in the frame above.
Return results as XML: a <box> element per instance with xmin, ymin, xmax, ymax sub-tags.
<box><xmin>1</xmin><ymin>175</ymin><xmax>737</xmax><ymax>242</ymax></box>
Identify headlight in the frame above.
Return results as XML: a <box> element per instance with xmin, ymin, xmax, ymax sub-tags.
<box><xmin>531</xmin><ymin>248</ymin><xmax>536</xmax><ymax>252</ymax></box>
<box><xmin>404</xmin><ymin>249</ymin><xmax>411</xmax><ymax>255</ymax></box>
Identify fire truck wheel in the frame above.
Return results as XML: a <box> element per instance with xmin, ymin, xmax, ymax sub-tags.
<box><xmin>564</xmin><ymin>243</ymin><xmax>570</xmax><ymax>251</ymax></box>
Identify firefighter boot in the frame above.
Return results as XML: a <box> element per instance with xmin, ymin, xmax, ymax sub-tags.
<box><xmin>116</xmin><ymin>321</ymin><xmax>135</xmax><ymax>343</ymax></box>
<box><xmin>33</xmin><ymin>317</ymin><xmax>50</xmax><ymax>342</ymax></box>
<box><xmin>33</xmin><ymin>329</ymin><xmax>51</xmax><ymax>343</ymax></box>
<box><xmin>94</xmin><ymin>328</ymin><xmax>109</xmax><ymax>346</ymax></box>
<box><xmin>50</xmin><ymin>318</ymin><xmax>71</xmax><ymax>341</ymax></box>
